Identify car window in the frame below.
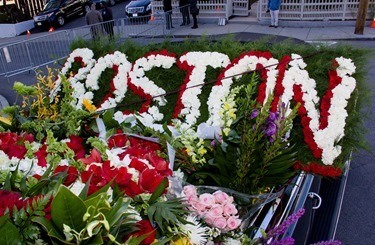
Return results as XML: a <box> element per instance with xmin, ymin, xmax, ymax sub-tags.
<box><xmin>43</xmin><ymin>0</ymin><xmax>63</xmax><ymax>10</ymax></box>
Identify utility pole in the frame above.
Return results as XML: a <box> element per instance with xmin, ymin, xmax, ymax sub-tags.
<box><xmin>354</xmin><ymin>0</ymin><xmax>369</xmax><ymax>34</ymax></box>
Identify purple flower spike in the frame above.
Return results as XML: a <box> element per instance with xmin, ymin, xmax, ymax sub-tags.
<box><xmin>270</xmin><ymin>237</ymin><xmax>295</xmax><ymax>245</ymax></box>
<box><xmin>266</xmin><ymin>208</ymin><xmax>305</xmax><ymax>238</ymax></box>
<box><xmin>268</xmin><ymin>112</ymin><xmax>278</xmax><ymax>121</ymax></box>
<box><xmin>251</xmin><ymin>109</ymin><xmax>259</xmax><ymax>119</ymax></box>
<box><xmin>264</xmin><ymin>121</ymin><xmax>277</xmax><ymax>138</ymax></box>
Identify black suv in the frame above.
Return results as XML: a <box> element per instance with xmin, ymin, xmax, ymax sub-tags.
<box><xmin>34</xmin><ymin>0</ymin><xmax>85</xmax><ymax>28</ymax></box>
<box><xmin>125</xmin><ymin>0</ymin><xmax>151</xmax><ymax>18</ymax></box>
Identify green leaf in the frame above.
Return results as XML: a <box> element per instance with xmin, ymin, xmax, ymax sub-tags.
<box><xmin>148</xmin><ymin>177</ymin><xmax>168</xmax><ymax>204</ymax></box>
<box><xmin>51</xmin><ymin>186</ymin><xmax>87</xmax><ymax>232</ymax></box>
<box><xmin>78</xmin><ymin>175</ymin><xmax>91</xmax><ymax>200</ymax></box>
<box><xmin>84</xmin><ymin>233</ymin><xmax>104</xmax><ymax>245</ymax></box>
<box><xmin>87</xmin><ymin>179</ymin><xmax>113</xmax><ymax>200</ymax></box>
<box><xmin>3</xmin><ymin>172</ymin><xmax>12</xmax><ymax>191</ymax></box>
<box><xmin>102</xmin><ymin>109</ymin><xmax>119</xmax><ymax>129</ymax></box>
<box><xmin>0</xmin><ymin>217</ymin><xmax>22</xmax><ymax>245</ymax></box>
<box><xmin>105</xmin><ymin>198</ymin><xmax>131</xmax><ymax>227</ymax></box>
<box><xmin>32</xmin><ymin>216</ymin><xmax>65</xmax><ymax>242</ymax></box>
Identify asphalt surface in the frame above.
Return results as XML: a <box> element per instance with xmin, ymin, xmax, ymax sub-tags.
<box><xmin>0</xmin><ymin>10</ymin><xmax>375</xmax><ymax>245</ymax></box>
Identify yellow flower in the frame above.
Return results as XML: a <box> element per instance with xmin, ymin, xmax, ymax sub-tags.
<box><xmin>171</xmin><ymin>237</ymin><xmax>191</xmax><ymax>245</ymax></box>
<box><xmin>198</xmin><ymin>147</ymin><xmax>207</xmax><ymax>155</ymax></box>
<box><xmin>223</xmin><ymin>102</ymin><xmax>230</xmax><ymax>110</ymax></box>
<box><xmin>223</xmin><ymin>127</ymin><xmax>230</xmax><ymax>136</ymax></box>
<box><xmin>82</xmin><ymin>98</ymin><xmax>97</xmax><ymax>113</ymax></box>
<box><xmin>229</xmin><ymin>109</ymin><xmax>236</xmax><ymax>119</ymax></box>
<box><xmin>0</xmin><ymin>116</ymin><xmax>11</xmax><ymax>125</ymax></box>
<box><xmin>185</xmin><ymin>146</ymin><xmax>193</xmax><ymax>154</ymax></box>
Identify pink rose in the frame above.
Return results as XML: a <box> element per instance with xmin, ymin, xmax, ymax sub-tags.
<box><xmin>226</xmin><ymin>216</ymin><xmax>241</xmax><ymax>231</ymax></box>
<box><xmin>208</xmin><ymin>204</ymin><xmax>224</xmax><ymax>218</ymax></box>
<box><xmin>191</xmin><ymin>200</ymin><xmax>208</xmax><ymax>213</ymax></box>
<box><xmin>223</xmin><ymin>203</ymin><xmax>238</xmax><ymax>216</ymax></box>
<box><xmin>212</xmin><ymin>217</ymin><xmax>227</xmax><ymax>230</ymax></box>
<box><xmin>212</xmin><ymin>191</ymin><xmax>229</xmax><ymax>204</ymax></box>
<box><xmin>204</xmin><ymin>213</ymin><xmax>215</xmax><ymax>226</ymax></box>
<box><xmin>213</xmin><ymin>190</ymin><xmax>232</xmax><ymax>204</ymax></box>
<box><xmin>183</xmin><ymin>185</ymin><xmax>197</xmax><ymax>197</ymax></box>
<box><xmin>198</xmin><ymin>193</ymin><xmax>216</xmax><ymax>208</ymax></box>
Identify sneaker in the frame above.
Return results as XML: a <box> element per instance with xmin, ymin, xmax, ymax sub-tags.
<box><xmin>269</xmin><ymin>25</ymin><xmax>274</xmax><ymax>27</ymax></box>
<box><xmin>274</xmin><ymin>25</ymin><xmax>278</xmax><ymax>28</ymax></box>
<box><xmin>180</xmin><ymin>23</ymin><xmax>185</xmax><ymax>26</ymax></box>
<box><xmin>191</xmin><ymin>26</ymin><xmax>198</xmax><ymax>29</ymax></box>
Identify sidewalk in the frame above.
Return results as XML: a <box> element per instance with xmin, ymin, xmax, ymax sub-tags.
<box><xmin>170</xmin><ymin>21</ymin><xmax>375</xmax><ymax>42</ymax></box>
<box><xmin>1</xmin><ymin>15</ymin><xmax>375</xmax><ymax>45</ymax></box>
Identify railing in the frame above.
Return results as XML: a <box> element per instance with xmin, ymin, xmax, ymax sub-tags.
<box><xmin>257</xmin><ymin>0</ymin><xmax>375</xmax><ymax>21</ymax></box>
<box><xmin>0</xmin><ymin>10</ymin><xmax>181</xmax><ymax>77</ymax></box>
<box><xmin>0</xmin><ymin>30</ymin><xmax>71</xmax><ymax>77</ymax></box>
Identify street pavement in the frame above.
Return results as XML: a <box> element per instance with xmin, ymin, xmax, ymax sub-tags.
<box><xmin>0</xmin><ymin>13</ymin><xmax>375</xmax><ymax>245</ymax></box>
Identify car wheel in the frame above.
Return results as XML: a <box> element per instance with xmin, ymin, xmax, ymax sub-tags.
<box><xmin>57</xmin><ymin>15</ymin><xmax>65</xmax><ymax>26</ymax></box>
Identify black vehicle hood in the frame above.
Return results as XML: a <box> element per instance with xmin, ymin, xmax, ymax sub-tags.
<box><xmin>127</xmin><ymin>0</ymin><xmax>150</xmax><ymax>7</ymax></box>
<box><xmin>36</xmin><ymin>8</ymin><xmax>59</xmax><ymax>16</ymax></box>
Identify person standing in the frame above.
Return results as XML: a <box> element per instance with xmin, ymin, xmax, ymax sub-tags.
<box><xmin>101</xmin><ymin>1</ymin><xmax>114</xmax><ymax>38</ymax></box>
<box><xmin>179</xmin><ymin>0</ymin><xmax>190</xmax><ymax>26</ymax></box>
<box><xmin>163</xmin><ymin>0</ymin><xmax>173</xmax><ymax>30</ymax></box>
<box><xmin>190</xmin><ymin>0</ymin><xmax>199</xmax><ymax>29</ymax></box>
<box><xmin>268</xmin><ymin>0</ymin><xmax>281</xmax><ymax>28</ymax></box>
<box><xmin>86</xmin><ymin>3</ymin><xmax>103</xmax><ymax>39</ymax></box>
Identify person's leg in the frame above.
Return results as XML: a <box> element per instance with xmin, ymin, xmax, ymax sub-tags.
<box><xmin>165</xmin><ymin>12</ymin><xmax>171</xmax><ymax>29</ymax></box>
<box><xmin>192</xmin><ymin>14</ymin><xmax>197</xmax><ymax>28</ymax></box>
<box><xmin>274</xmin><ymin>9</ymin><xmax>279</xmax><ymax>27</ymax></box>
<box><xmin>270</xmin><ymin>11</ymin><xmax>275</xmax><ymax>27</ymax></box>
<box><xmin>180</xmin><ymin>7</ymin><xmax>187</xmax><ymax>25</ymax></box>
<box><xmin>185</xmin><ymin>7</ymin><xmax>190</xmax><ymax>25</ymax></box>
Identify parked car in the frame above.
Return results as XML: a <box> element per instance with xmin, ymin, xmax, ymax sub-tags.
<box><xmin>34</xmin><ymin>0</ymin><xmax>85</xmax><ymax>28</ymax></box>
<box><xmin>125</xmin><ymin>0</ymin><xmax>151</xmax><ymax>18</ymax></box>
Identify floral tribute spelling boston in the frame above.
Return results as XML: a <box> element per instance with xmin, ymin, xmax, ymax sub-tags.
<box><xmin>0</xmin><ymin>37</ymin><xmax>370</xmax><ymax>244</ymax></box>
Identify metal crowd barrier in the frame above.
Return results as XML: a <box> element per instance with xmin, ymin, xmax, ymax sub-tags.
<box><xmin>0</xmin><ymin>7</ymin><xmax>189</xmax><ymax>78</ymax></box>
<box><xmin>0</xmin><ymin>30</ymin><xmax>72</xmax><ymax>77</ymax></box>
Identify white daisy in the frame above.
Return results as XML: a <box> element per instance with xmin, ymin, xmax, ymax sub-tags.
<box><xmin>178</xmin><ymin>215</ymin><xmax>209</xmax><ymax>245</ymax></box>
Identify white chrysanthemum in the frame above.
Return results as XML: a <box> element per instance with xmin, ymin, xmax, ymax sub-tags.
<box><xmin>178</xmin><ymin>215</ymin><xmax>209</xmax><ymax>245</ymax></box>
<box><xmin>70</xmin><ymin>181</ymin><xmax>86</xmax><ymax>196</ymax></box>
<box><xmin>0</xmin><ymin>151</ymin><xmax>11</xmax><ymax>171</ymax></box>
<box><xmin>224</xmin><ymin>238</ymin><xmax>242</xmax><ymax>245</ymax></box>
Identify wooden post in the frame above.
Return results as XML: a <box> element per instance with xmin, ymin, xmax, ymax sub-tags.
<box><xmin>354</xmin><ymin>0</ymin><xmax>369</xmax><ymax>34</ymax></box>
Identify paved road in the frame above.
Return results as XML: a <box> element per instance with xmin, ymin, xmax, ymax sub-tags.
<box><xmin>334</xmin><ymin>40</ymin><xmax>375</xmax><ymax>245</ymax></box>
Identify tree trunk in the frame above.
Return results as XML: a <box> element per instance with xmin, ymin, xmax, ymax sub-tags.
<box><xmin>354</xmin><ymin>0</ymin><xmax>369</xmax><ymax>34</ymax></box>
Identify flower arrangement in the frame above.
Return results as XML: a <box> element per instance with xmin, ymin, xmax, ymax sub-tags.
<box><xmin>0</xmin><ymin>37</ymin><xmax>370</xmax><ymax>244</ymax></box>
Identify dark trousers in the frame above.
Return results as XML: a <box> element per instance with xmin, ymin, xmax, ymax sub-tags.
<box><xmin>103</xmin><ymin>21</ymin><xmax>114</xmax><ymax>38</ymax></box>
<box><xmin>165</xmin><ymin>11</ymin><xmax>173</xmax><ymax>29</ymax></box>
<box><xmin>192</xmin><ymin>14</ymin><xmax>198</xmax><ymax>27</ymax></box>
<box><xmin>180</xmin><ymin>5</ymin><xmax>190</xmax><ymax>25</ymax></box>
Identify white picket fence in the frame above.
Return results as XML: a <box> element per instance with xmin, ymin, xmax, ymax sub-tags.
<box><xmin>151</xmin><ymin>0</ymin><xmax>375</xmax><ymax>21</ymax></box>
<box><xmin>257</xmin><ymin>0</ymin><xmax>375</xmax><ymax>21</ymax></box>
